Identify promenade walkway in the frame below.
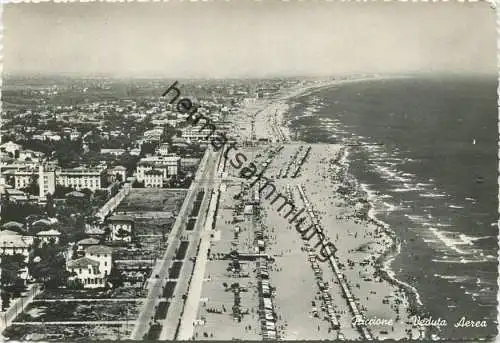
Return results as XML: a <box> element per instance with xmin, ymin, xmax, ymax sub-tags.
<box><xmin>176</xmin><ymin>188</ymin><xmax>219</xmax><ymax>340</ymax></box>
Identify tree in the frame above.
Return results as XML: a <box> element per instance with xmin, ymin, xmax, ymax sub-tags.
<box><xmin>1</xmin><ymin>254</ymin><xmax>26</xmax><ymax>294</ymax></box>
<box><xmin>108</xmin><ymin>267</ymin><xmax>123</xmax><ymax>288</ymax></box>
<box><xmin>21</xmin><ymin>174</ymin><xmax>39</xmax><ymax>196</ymax></box>
<box><xmin>28</xmin><ymin>242</ymin><xmax>69</xmax><ymax>289</ymax></box>
<box><xmin>45</xmin><ymin>193</ymin><xmax>56</xmax><ymax>217</ymax></box>
<box><xmin>53</xmin><ymin>184</ymin><xmax>75</xmax><ymax>198</ymax></box>
<box><xmin>0</xmin><ymin>198</ymin><xmax>43</xmax><ymax>223</ymax></box>
<box><xmin>140</xmin><ymin>142</ymin><xmax>157</xmax><ymax>157</ymax></box>
<box><xmin>115</xmin><ymin>227</ymin><xmax>130</xmax><ymax>241</ymax></box>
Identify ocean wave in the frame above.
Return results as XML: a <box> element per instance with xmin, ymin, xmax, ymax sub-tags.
<box><xmin>432</xmin><ymin>258</ymin><xmax>495</xmax><ymax>264</ymax></box>
<box><xmin>428</xmin><ymin>228</ymin><xmax>467</xmax><ymax>255</ymax></box>
<box><xmin>391</xmin><ymin>187</ymin><xmax>422</xmax><ymax>193</ymax></box>
<box><xmin>419</xmin><ymin>193</ymin><xmax>448</xmax><ymax>198</ymax></box>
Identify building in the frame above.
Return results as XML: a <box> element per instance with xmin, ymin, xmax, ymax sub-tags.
<box><xmin>144</xmin><ymin>169</ymin><xmax>164</xmax><ymax>188</ymax></box>
<box><xmin>58</xmin><ymin>166</ymin><xmax>107</xmax><ymax>191</ymax></box>
<box><xmin>36</xmin><ymin>229</ymin><xmax>61</xmax><ymax>245</ymax></box>
<box><xmin>143</xmin><ymin>128</ymin><xmax>163</xmax><ymax>142</ymax></box>
<box><xmin>135</xmin><ymin>155</ymin><xmax>181</xmax><ymax>182</ymax></box>
<box><xmin>157</xmin><ymin>143</ymin><xmax>170</xmax><ymax>156</ymax></box>
<box><xmin>85</xmin><ymin>245</ymin><xmax>113</xmax><ymax>276</ymax></box>
<box><xmin>107</xmin><ymin>214</ymin><xmax>134</xmax><ymax>242</ymax></box>
<box><xmin>0</xmin><ymin>141</ymin><xmax>22</xmax><ymax>158</ymax></box>
<box><xmin>66</xmin><ymin>257</ymin><xmax>104</xmax><ymax>288</ymax></box>
<box><xmin>181</xmin><ymin>126</ymin><xmax>218</xmax><ymax>142</ymax></box>
<box><xmin>18</xmin><ymin>150</ymin><xmax>44</xmax><ymax>162</ymax></box>
<box><xmin>76</xmin><ymin>237</ymin><xmax>100</xmax><ymax>252</ymax></box>
<box><xmin>38</xmin><ymin>164</ymin><xmax>57</xmax><ymax>201</ymax></box>
<box><xmin>109</xmin><ymin>165</ymin><xmax>127</xmax><ymax>183</ymax></box>
<box><xmin>0</xmin><ymin>230</ymin><xmax>34</xmax><ymax>280</ymax></box>
<box><xmin>4</xmin><ymin>170</ymin><xmax>34</xmax><ymax>190</ymax></box>
<box><xmin>69</xmin><ymin>131</ymin><xmax>81</xmax><ymax>141</ymax></box>
<box><xmin>66</xmin><ymin>245</ymin><xmax>112</xmax><ymax>289</ymax></box>
<box><xmin>100</xmin><ymin>148</ymin><xmax>126</xmax><ymax>156</ymax></box>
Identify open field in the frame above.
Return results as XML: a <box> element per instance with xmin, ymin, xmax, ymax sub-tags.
<box><xmin>116</xmin><ymin>189</ymin><xmax>187</xmax><ymax>213</ymax></box>
<box><xmin>134</xmin><ymin>217</ymin><xmax>176</xmax><ymax>236</ymax></box>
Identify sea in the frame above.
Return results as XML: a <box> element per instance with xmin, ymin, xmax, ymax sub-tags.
<box><xmin>285</xmin><ymin>74</ymin><xmax>498</xmax><ymax>340</ymax></box>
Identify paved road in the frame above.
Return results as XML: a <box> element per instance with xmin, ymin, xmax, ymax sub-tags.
<box><xmin>130</xmin><ymin>148</ymin><xmax>221</xmax><ymax>340</ymax></box>
<box><xmin>159</xmin><ymin>149</ymin><xmax>223</xmax><ymax>340</ymax></box>
<box><xmin>176</xmin><ymin>186</ymin><xmax>220</xmax><ymax>340</ymax></box>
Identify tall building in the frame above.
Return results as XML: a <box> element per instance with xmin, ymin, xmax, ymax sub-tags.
<box><xmin>39</xmin><ymin>164</ymin><xmax>57</xmax><ymax>201</ymax></box>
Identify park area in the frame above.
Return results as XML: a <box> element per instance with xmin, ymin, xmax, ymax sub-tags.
<box><xmin>4</xmin><ymin>323</ymin><xmax>133</xmax><ymax>341</ymax></box>
<box><xmin>16</xmin><ymin>300</ymin><xmax>142</xmax><ymax>322</ymax></box>
<box><xmin>36</xmin><ymin>288</ymin><xmax>148</xmax><ymax>300</ymax></box>
<box><xmin>3</xmin><ymin>299</ymin><xmax>142</xmax><ymax>341</ymax></box>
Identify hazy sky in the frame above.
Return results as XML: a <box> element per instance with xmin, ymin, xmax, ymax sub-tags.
<box><xmin>3</xmin><ymin>1</ymin><xmax>497</xmax><ymax>78</ymax></box>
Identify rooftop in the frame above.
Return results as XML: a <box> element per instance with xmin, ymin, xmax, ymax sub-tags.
<box><xmin>2</xmin><ymin>221</ymin><xmax>23</xmax><ymax>229</ymax></box>
<box><xmin>67</xmin><ymin>256</ymin><xmax>100</xmax><ymax>268</ymax></box>
<box><xmin>77</xmin><ymin>237</ymin><xmax>100</xmax><ymax>246</ymax></box>
<box><xmin>86</xmin><ymin>245</ymin><xmax>113</xmax><ymax>254</ymax></box>
<box><xmin>108</xmin><ymin>214</ymin><xmax>134</xmax><ymax>222</ymax></box>
<box><xmin>36</xmin><ymin>229</ymin><xmax>61</xmax><ymax>236</ymax></box>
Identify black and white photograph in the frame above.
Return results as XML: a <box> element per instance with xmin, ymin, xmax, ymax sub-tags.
<box><xmin>0</xmin><ymin>0</ymin><xmax>497</xmax><ymax>341</ymax></box>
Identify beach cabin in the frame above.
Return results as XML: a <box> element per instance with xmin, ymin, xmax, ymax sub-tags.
<box><xmin>263</xmin><ymin>298</ymin><xmax>273</xmax><ymax>310</ymax></box>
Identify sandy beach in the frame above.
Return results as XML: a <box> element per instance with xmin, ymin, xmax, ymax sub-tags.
<box><xmin>188</xmin><ymin>80</ymin><xmax>425</xmax><ymax>340</ymax></box>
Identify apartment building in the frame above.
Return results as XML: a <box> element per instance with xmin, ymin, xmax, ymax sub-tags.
<box><xmin>57</xmin><ymin>166</ymin><xmax>107</xmax><ymax>191</ymax></box>
<box><xmin>135</xmin><ymin>155</ymin><xmax>181</xmax><ymax>183</ymax></box>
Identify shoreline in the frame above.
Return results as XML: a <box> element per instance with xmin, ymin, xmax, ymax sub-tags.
<box><xmin>246</xmin><ymin>80</ymin><xmax>426</xmax><ymax>339</ymax></box>
<box><xmin>275</xmin><ymin>77</ymin><xmax>426</xmax><ymax>306</ymax></box>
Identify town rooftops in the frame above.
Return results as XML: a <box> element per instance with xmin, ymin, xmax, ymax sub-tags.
<box><xmin>107</xmin><ymin>214</ymin><xmax>134</xmax><ymax>222</ymax></box>
<box><xmin>86</xmin><ymin>245</ymin><xmax>113</xmax><ymax>255</ymax></box>
<box><xmin>77</xmin><ymin>237</ymin><xmax>100</xmax><ymax>246</ymax></box>
<box><xmin>67</xmin><ymin>257</ymin><xmax>100</xmax><ymax>268</ymax></box>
